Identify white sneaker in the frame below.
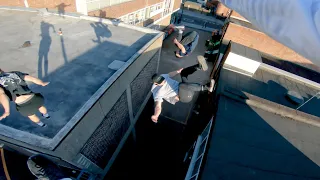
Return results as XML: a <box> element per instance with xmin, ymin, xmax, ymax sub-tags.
<box><xmin>197</xmin><ymin>55</ymin><xmax>208</xmax><ymax>71</ymax></box>
<box><xmin>208</xmin><ymin>79</ymin><xmax>215</xmax><ymax>92</ymax></box>
<box><xmin>174</xmin><ymin>25</ymin><xmax>185</xmax><ymax>31</ymax></box>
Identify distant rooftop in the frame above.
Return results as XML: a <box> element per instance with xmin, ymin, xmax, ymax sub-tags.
<box><xmin>200</xmin><ymin>41</ymin><xmax>320</xmax><ymax>179</ymax></box>
<box><xmin>224</xmin><ymin>22</ymin><xmax>320</xmax><ymax>72</ymax></box>
<box><xmin>221</xmin><ymin>42</ymin><xmax>320</xmax><ymax>117</ymax></box>
<box><xmin>0</xmin><ymin>9</ymin><xmax>159</xmax><ymax>149</ymax></box>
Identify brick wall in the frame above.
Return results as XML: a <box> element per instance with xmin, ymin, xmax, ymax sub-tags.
<box><xmin>224</xmin><ymin>23</ymin><xmax>320</xmax><ymax>72</ymax></box>
<box><xmin>0</xmin><ymin>0</ymin><xmax>24</xmax><ymax>6</ymax></box>
<box><xmin>216</xmin><ymin>2</ymin><xmax>230</xmax><ymax>17</ymax></box>
<box><xmin>27</xmin><ymin>0</ymin><xmax>76</xmax><ymax>12</ymax></box>
<box><xmin>88</xmin><ymin>0</ymin><xmax>163</xmax><ymax>19</ymax></box>
<box><xmin>173</xmin><ymin>0</ymin><xmax>181</xmax><ymax>11</ymax></box>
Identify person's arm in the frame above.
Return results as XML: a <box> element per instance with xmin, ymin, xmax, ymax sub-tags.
<box><xmin>151</xmin><ymin>101</ymin><xmax>162</xmax><ymax>123</ymax></box>
<box><xmin>24</xmin><ymin>75</ymin><xmax>50</xmax><ymax>86</ymax></box>
<box><xmin>168</xmin><ymin>68</ymin><xmax>184</xmax><ymax>77</ymax></box>
<box><xmin>0</xmin><ymin>88</ymin><xmax>10</xmax><ymax>120</ymax></box>
<box><xmin>173</xmin><ymin>39</ymin><xmax>186</xmax><ymax>53</ymax></box>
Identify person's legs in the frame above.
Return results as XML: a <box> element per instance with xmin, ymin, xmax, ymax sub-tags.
<box><xmin>39</xmin><ymin>106</ymin><xmax>50</xmax><ymax>118</ymax></box>
<box><xmin>180</xmin><ymin>56</ymin><xmax>209</xmax><ymax>82</ymax></box>
<box><xmin>28</xmin><ymin>114</ymin><xmax>46</xmax><ymax>127</ymax></box>
<box><xmin>178</xmin><ymin>80</ymin><xmax>215</xmax><ymax>103</ymax></box>
<box><xmin>184</xmin><ymin>79</ymin><xmax>215</xmax><ymax>92</ymax></box>
<box><xmin>180</xmin><ymin>31</ymin><xmax>198</xmax><ymax>45</ymax></box>
<box><xmin>181</xmin><ymin>65</ymin><xmax>199</xmax><ymax>83</ymax></box>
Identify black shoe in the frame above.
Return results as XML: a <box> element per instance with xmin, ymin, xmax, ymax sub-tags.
<box><xmin>197</xmin><ymin>55</ymin><xmax>208</xmax><ymax>71</ymax></box>
<box><xmin>27</xmin><ymin>154</ymin><xmax>67</xmax><ymax>180</ymax></box>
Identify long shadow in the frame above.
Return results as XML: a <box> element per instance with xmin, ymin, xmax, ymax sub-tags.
<box><xmin>2</xmin><ymin>32</ymin><xmax>156</xmax><ymax>139</ymax></box>
<box><xmin>59</xmin><ymin>28</ymin><xmax>68</xmax><ymax>65</ymax></box>
<box><xmin>38</xmin><ymin>21</ymin><xmax>56</xmax><ymax>79</ymax></box>
<box><xmin>90</xmin><ymin>22</ymin><xmax>112</xmax><ymax>44</ymax></box>
<box><xmin>56</xmin><ymin>3</ymin><xmax>71</xmax><ymax>18</ymax></box>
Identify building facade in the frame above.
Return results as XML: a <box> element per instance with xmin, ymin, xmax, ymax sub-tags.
<box><xmin>0</xmin><ymin>0</ymin><xmax>181</xmax><ymax>30</ymax></box>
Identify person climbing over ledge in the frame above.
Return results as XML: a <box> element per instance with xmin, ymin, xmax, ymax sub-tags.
<box><xmin>151</xmin><ymin>56</ymin><xmax>214</xmax><ymax>123</ymax></box>
<box><xmin>171</xmin><ymin>25</ymin><xmax>200</xmax><ymax>58</ymax></box>
<box><xmin>0</xmin><ymin>69</ymin><xmax>50</xmax><ymax>127</ymax></box>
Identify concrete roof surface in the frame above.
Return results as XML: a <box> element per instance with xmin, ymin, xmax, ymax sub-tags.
<box><xmin>0</xmin><ymin>9</ymin><xmax>157</xmax><ymax>148</ymax></box>
<box><xmin>201</xmin><ymin>95</ymin><xmax>320</xmax><ymax>180</ymax></box>
<box><xmin>221</xmin><ymin>42</ymin><xmax>320</xmax><ymax>118</ymax></box>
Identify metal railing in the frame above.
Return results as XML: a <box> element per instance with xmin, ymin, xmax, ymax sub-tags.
<box><xmin>184</xmin><ymin>119</ymin><xmax>213</xmax><ymax>180</ymax></box>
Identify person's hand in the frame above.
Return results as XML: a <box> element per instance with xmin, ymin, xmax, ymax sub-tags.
<box><xmin>0</xmin><ymin>112</ymin><xmax>10</xmax><ymax>120</ymax></box>
<box><xmin>151</xmin><ymin>115</ymin><xmax>158</xmax><ymax>123</ymax></box>
<box><xmin>177</xmin><ymin>68</ymin><xmax>184</xmax><ymax>73</ymax></box>
<box><xmin>173</xmin><ymin>38</ymin><xmax>178</xmax><ymax>44</ymax></box>
<box><xmin>41</xmin><ymin>82</ymin><xmax>50</xmax><ymax>86</ymax></box>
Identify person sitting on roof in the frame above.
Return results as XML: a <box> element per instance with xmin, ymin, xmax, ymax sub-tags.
<box><xmin>0</xmin><ymin>69</ymin><xmax>50</xmax><ymax>127</ymax></box>
<box><xmin>171</xmin><ymin>25</ymin><xmax>200</xmax><ymax>58</ymax></box>
<box><xmin>151</xmin><ymin>56</ymin><xmax>215</xmax><ymax>123</ymax></box>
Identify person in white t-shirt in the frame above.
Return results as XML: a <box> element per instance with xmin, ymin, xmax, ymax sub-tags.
<box><xmin>151</xmin><ymin>56</ymin><xmax>215</xmax><ymax>123</ymax></box>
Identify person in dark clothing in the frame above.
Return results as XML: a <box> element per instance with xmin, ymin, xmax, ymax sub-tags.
<box><xmin>0</xmin><ymin>69</ymin><xmax>50</xmax><ymax>127</ymax></box>
<box><xmin>151</xmin><ymin>56</ymin><xmax>214</xmax><ymax>123</ymax></box>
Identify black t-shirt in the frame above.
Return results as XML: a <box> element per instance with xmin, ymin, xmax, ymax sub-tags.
<box><xmin>0</xmin><ymin>71</ymin><xmax>32</xmax><ymax>101</ymax></box>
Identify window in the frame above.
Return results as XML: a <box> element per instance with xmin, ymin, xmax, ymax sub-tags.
<box><xmin>118</xmin><ymin>2</ymin><xmax>164</xmax><ymax>26</ymax></box>
<box><xmin>149</xmin><ymin>3</ymin><xmax>164</xmax><ymax>17</ymax></box>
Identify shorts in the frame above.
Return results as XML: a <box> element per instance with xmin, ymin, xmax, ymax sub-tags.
<box><xmin>178</xmin><ymin>84</ymin><xmax>195</xmax><ymax>103</ymax></box>
<box><xmin>16</xmin><ymin>93</ymin><xmax>44</xmax><ymax>116</ymax></box>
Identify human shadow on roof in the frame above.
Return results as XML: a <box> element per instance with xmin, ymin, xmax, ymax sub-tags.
<box><xmin>56</xmin><ymin>3</ymin><xmax>71</xmax><ymax>18</ymax></box>
<box><xmin>90</xmin><ymin>22</ymin><xmax>112</xmax><ymax>44</ymax></box>
<box><xmin>2</xmin><ymin>32</ymin><xmax>157</xmax><ymax>141</ymax></box>
<box><xmin>38</xmin><ymin>21</ymin><xmax>56</xmax><ymax>79</ymax></box>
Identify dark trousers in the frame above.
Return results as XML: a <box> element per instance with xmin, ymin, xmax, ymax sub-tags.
<box><xmin>179</xmin><ymin>64</ymin><xmax>203</xmax><ymax>96</ymax></box>
<box><xmin>181</xmin><ymin>64</ymin><xmax>199</xmax><ymax>83</ymax></box>
<box><xmin>178</xmin><ymin>83</ymin><xmax>202</xmax><ymax>103</ymax></box>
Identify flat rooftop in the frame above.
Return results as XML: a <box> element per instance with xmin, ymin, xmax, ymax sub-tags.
<box><xmin>201</xmin><ymin>41</ymin><xmax>320</xmax><ymax>179</ymax></box>
<box><xmin>202</xmin><ymin>94</ymin><xmax>320</xmax><ymax>180</ymax></box>
<box><xmin>221</xmin><ymin>42</ymin><xmax>320</xmax><ymax>118</ymax></box>
<box><xmin>159</xmin><ymin>28</ymin><xmax>214</xmax><ymax>124</ymax></box>
<box><xmin>223</xmin><ymin>23</ymin><xmax>320</xmax><ymax>72</ymax></box>
<box><xmin>0</xmin><ymin>9</ymin><xmax>158</xmax><ymax>149</ymax></box>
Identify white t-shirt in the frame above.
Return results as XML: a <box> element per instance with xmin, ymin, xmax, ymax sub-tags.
<box><xmin>151</xmin><ymin>74</ymin><xmax>180</xmax><ymax>104</ymax></box>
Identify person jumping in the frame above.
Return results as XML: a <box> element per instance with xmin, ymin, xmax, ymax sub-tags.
<box><xmin>151</xmin><ymin>56</ymin><xmax>214</xmax><ymax>123</ymax></box>
<box><xmin>171</xmin><ymin>25</ymin><xmax>200</xmax><ymax>58</ymax></box>
<box><xmin>0</xmin><ymin>69</ymin><xmax>50</xmax><ymax>127</ymax></box>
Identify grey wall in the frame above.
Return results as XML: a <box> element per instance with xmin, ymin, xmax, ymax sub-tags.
<box><xmin>55</xmin><ymin>35</ymin><xmax>163</xmax><ymax>172</ymax></box>
<box><xmin>0</xmin><ymin>34</ymin><xmax>163</xmax><ymax>175</ymax></box>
